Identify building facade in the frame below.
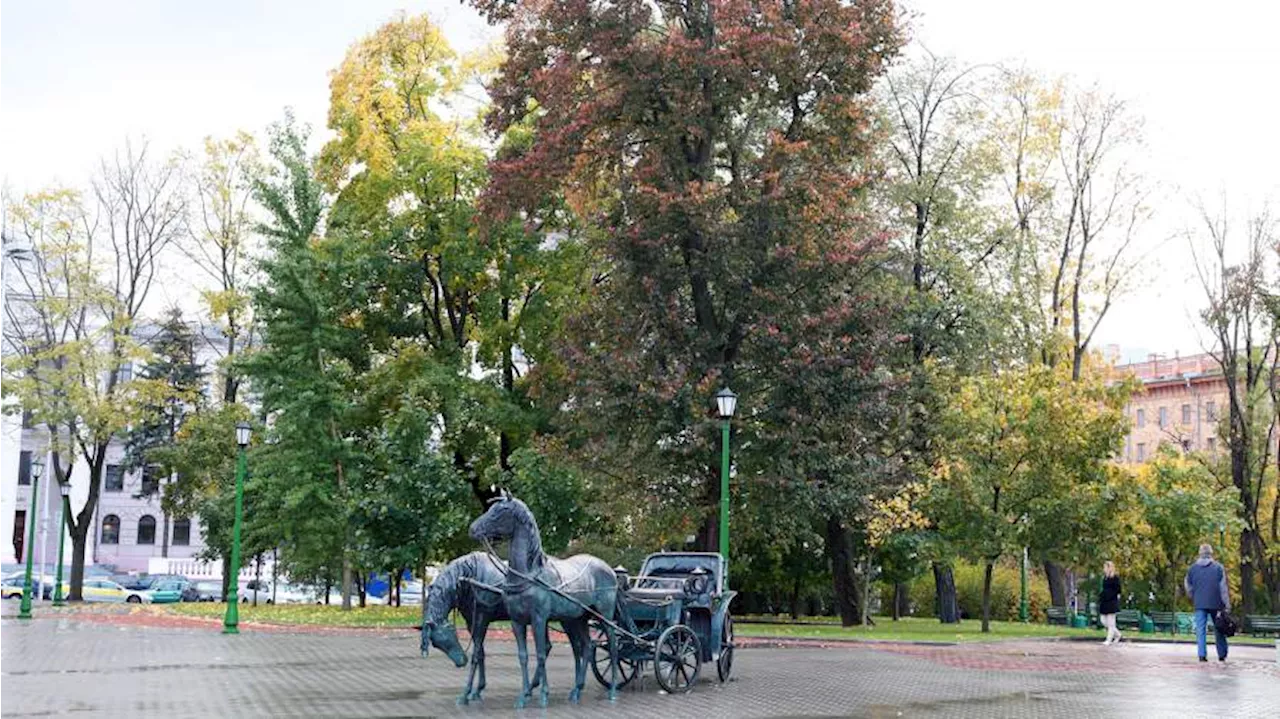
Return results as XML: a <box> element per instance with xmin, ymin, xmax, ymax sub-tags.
<box><xmin>2</xmin><ymin>325</ymin><xmax>228</xmax><ymax>573</ymax></box>
<box><xmin>1113</xmin><ymin>352</ymin><xmax>1226</xmax><ymax>464</ymax></box>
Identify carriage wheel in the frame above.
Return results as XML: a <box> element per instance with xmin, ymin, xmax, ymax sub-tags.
<box><xmin>654</xmin><ymin>625</ymin><xmax>701</xmax><ymax>694</ymax></box>
<box><xmin>716</xmin><ymin>616</ymin><xmax>734</xmax><ymax>682</ymax></box>
<box><xmin>589</xmin><ymin>620</ymin><xmax>638</xmax><ymax>690</ymax></box>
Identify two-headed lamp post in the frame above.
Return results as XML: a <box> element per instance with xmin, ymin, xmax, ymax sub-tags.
<box><xmin>716</xmin><ymin>388</ymin><xmax>737</xmax><ymax>580</ymax></box>
<box><xmin>18</xmin><ymin>457</ymin><xmax>44</xmax><ymax>619</ymax></box>
<box><xmin>223</xmin><ymin>421</ymin><xmax>251</xmax><ymax>635</ymax></box>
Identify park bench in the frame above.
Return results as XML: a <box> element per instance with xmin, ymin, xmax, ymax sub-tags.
<box><xmin>1046</xmin><ymin>606</ymin><xmax>1069</xmax><ymax>626</ymax></box>
<box><xmin>1115</xmin><ymin>609</ymin><xmax>1144</xmax><ymax>630</ymax></box>
<box><xmin>1148</xmin><ymin>611</ymin><xmax>1177</xmax><ymax>634</ymax></box>
<box><xmin>1244</xmin><ymin>615</ymin><xmax>1280</xmax><ymax>637</ymax></box>
<box><xmin>1175</xmin><ymin>612</ymin><xmax>1195</xmax><ymax>634</ymax></box>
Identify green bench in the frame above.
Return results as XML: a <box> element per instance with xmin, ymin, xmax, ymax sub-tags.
<box><xmin>1046</xmin><ymin>606</ymin><xmax>1070</xmax><ymax>626</ymax></box>
<box><xmin>1244</xmin><ymin>615</ymin><xmax>1280</xmax><ymax>637</ymax></box>
<box><xmin>1148</xmin><ymin>610</ymin><xmax>1177</xmax><ymax>634</ymax></box>
<box><xmin>1115</xmin><ymin>609</ymin><xmax>1144</xmax><ymax>630</ymax></box>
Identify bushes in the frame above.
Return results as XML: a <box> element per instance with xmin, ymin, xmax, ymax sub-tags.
<box><xmin>892</xmin><ymin>561</ymin><xmax>1051</xmax><ymax>622</ymax></box>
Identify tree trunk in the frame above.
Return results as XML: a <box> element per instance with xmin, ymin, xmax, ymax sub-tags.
<box><xmin>893</xmin><ymin>582</ymin><xmax>909</xmax><ymax>620</ymax></box>
<box><xmin>790</xmin><ymin>576</ymin><xmax>802</xmax><ymax>620</ymax></box>
<box><xmin>1239</xmin><ymin>531</ymin><xmax>1255</xmax><ymax>616</ymax></box>
<box><xmin>933</xmin><ymin>562</ymin><xmax>960</xmax><ymax>623</ymax></box>
<box><xmin>69</xmin><ymin>531</ymin><xmax>88</xmax><ymax>602</ymax></box>
<box><xmin>981</xmin><ymin>560</ymin><xmax>995</xmax><ymax>633</ymax></box>
<box><xmin>1044</xmin><ymin>560</ymin><xmax>1067</xmax><ymax>607</ymax></box>
<box><xmin>499</xmin><ymin>296</ymin><xmax>514</xmax><ymax>473</ymax></box>
<box><xmin>825</xmin><ymin>516</ymin><xmax>861</xmax><ymax>627</ymax></box>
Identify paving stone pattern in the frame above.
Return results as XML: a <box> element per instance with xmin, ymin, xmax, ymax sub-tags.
<box><xmin>3</xmin><ymin>613</ymin><xmax>1278</xmax><ymax>718</ymax></box>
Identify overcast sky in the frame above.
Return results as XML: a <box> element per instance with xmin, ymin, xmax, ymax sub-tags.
<box><xmin>4</xmin><ymin>0</ymin><xmax>1278</xmax><ymax>363</ymax></box>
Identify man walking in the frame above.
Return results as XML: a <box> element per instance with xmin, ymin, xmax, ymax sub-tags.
<box><xmin>1184</xmin><ymin>544</ymin><xmax>1231</xmax><ymax>663</ymax></box>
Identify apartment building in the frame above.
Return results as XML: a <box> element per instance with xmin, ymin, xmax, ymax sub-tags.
<box><xmin>2</xmin><ymin>325</ymin><xmax>229</xmax><ymax>572</ymax></box>
<box><xmin>1113</xmin><ymin>352</ymin><xmax>1226</xmax><ymax>464</ymax></box>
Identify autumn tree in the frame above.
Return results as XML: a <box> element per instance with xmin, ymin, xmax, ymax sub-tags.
<box><xmin>181</xmin><ymin>132</ymin><xmax>261</xmax><ymax>404</ymax></box>
<box><xmin>928</xmin><ymin>362</ymin><xmax>1130</xmax><ymax>632</ymax></box>
<box><xmin>1193</xmin><ymin>203</ymin><xmax>1280</xmax><ymax>613</ymax></box>
<box><xmin>470</xmin><ymin>0</ymin><xmax>904</xmax><ymax>623</ymax></box>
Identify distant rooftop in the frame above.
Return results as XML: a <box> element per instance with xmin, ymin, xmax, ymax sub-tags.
<box><xmin>1112</xmin><ymin>350</ymin><xmax>1219</xmax><ymax>382</ymax></box>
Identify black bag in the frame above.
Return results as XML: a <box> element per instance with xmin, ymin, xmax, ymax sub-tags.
<box><xmin>1213</xmin><ymin>610</ymin><xmax>1239</xmax><ymax>638</ymax></box>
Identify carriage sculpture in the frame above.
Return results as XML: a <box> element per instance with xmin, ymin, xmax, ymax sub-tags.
<box><xmin>588</xmin><ymin>551</ymin><xmax>736</xmax><ymax>694</ymax></box>
<box><xmin>423</xmin><ymin>491</ymin><xmax>735</xmax><ymax>707</ymax></box>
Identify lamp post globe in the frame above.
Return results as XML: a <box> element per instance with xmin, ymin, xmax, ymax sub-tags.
<box><xmin>18</xmin><ymin>457</ymin><xmax>44</xmax><ymax>619</ymax></box>
<box><xmin>716</xmin><ymin>388</ymin><xmax>738</xmax><ymax>419</ymax></box>
<box><xmin>224</xmin><ymin>422</ymin><xmax>251</xmax><ymax>634</ymax></box>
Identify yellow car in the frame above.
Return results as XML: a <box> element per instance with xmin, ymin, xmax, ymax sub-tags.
<box><xmin>2</xmin><ymin>575</ymin><xmax>26</xmax><ymax>599</ymax></box>
<box><xmin>82</xmin><ymin>578</ymin><xmax>149</xmax><ymax>603</ymax></box>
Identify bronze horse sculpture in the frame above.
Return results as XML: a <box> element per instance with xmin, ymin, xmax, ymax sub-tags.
<box><xmin>420</xmin><ymin>551</ymin><xmax>554</xmax><ymax>705</ymax></box>
<box><xmin>469</xmin><ymin>492</ymin><xmax>622</xmax><ymax>708</ymax></box>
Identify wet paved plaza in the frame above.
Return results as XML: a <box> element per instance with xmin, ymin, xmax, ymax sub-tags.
<box><xmin>3</xmin><ymin>610</ymin><xmax>1278</xmax><ymax>718</ymax></box>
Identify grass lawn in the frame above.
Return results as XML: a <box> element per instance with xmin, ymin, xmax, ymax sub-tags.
<box><xmin>157</xmin><ymin>604</ymin><xmax>1278</xmax><ymax>646</ymax></box>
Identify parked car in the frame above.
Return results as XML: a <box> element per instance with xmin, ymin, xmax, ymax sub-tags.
<box><xmin>143</xmin><ymin>581</ymin><xmax>185</xmax><ymax>604</ymax></box>
<box><xmin>2</xmin><ymin>575</ymin><xmax>27</xmax><ymax>599</ymax></box>
<box><xmin>395</xmin><ymin>581</ymin><xmax>425</xmax><ymax>606</ymax></box>
<box><xmin>191</xmin><ymin>580</ymin><xmax>223</xmax><ymax>602</ymax></box>
<box><xmin>77</xmin><ymin>578</ymin><xmax>149</xmax><ymax>603</ymax></box>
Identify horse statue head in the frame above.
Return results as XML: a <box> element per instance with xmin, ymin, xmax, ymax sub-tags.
<box><xmin>469</xmin><ymin>488</ymin><xmax>523</xmax><ymax>542</ymax></box>
<box><xmin>421</xmin><ymin>569</ymin><xmax>468</xmax><ymax>667</ymax></box>
<box><xmin>469</xmin><ymin>490</ymin><xmax>543</xmax><ymax>572</ymax></box>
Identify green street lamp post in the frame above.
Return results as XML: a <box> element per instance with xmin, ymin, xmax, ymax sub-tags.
<box><xmin>1019</xmin><ymin>546</ymin><xmax>1030</xmax><ymax>623</ymax></box>
<box><xmin>223</xmin><ymin>422</ymin><xmax>251</xmax><ymax>635</ymax></box>
<box><xmin>715</xmin><ymin>388</ymin><xmax>737</xmax><ymax>579</ymax></box>
<box><xmin>18</xmin><ymin>457</ymin><xmax>44</xmax><ymax>619</ymax></box>
<box><xmin>52</xmin><ymin>481</ymin><xmax>70</xmax><ymax>607</ymax></box>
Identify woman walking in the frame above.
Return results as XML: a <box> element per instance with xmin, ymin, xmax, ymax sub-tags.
<box><xmin>1099</xmin><ymin>561</ymin><xmax>1122</xmax><ymax>645</ymax></box>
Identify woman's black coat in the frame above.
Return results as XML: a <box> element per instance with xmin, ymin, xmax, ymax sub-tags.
<box><xmin>1098</xmin><ymin>575</ymin><xmax>1121</xmax><ymax>615</ymax></box>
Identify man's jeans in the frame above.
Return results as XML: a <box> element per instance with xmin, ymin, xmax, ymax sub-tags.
<box><xmin>1193</xmin><ymin>609</ymin><xmax>1229</xmax><ymax>660</ymax></box>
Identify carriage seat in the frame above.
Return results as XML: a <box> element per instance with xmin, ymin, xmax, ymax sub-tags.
<box><xmin>625</xmin><ymin>578</ymin><xmax>686</xmax><ymax>602</ymax></box>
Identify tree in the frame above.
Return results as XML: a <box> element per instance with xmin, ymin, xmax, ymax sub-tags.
<box><xmin>928</xmin><ymin>361</ymin><xmax>1129</xmax><ymax>631</ymax></box>
<box><xmin>470</xmin><ymin>0</ymin><xmax>905</xmax><ymax>624</ymax></box>
<box><xmin>181</xmin><ymin>132</ymin><xmax>261</xmax><ymax>404</ymax></box>
<box><xmin>2</xmin><ymin>149</ymin><xmax>183</xmax><ymax>600</ymax></box>
<box><xmin>122</xmin><ymin>307</ymin><xmax>206</xmax><ymax>557</ymax></box>
<box><xmin>318</xmin><ymin>13</ymin><xmax>589</xmax><ymax>514</ymax></box>
<box><xmin>1193</xmin><ymin>203</ymin><xmax>1279</xmax><ymax>613</ymax></box>
<box><xmin>244</xmin><ymin>115</ymin><xmax>363</xmax><ymax>608</ymax></box>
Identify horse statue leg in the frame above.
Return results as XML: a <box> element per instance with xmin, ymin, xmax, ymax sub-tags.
<box><xmin>607</xmin><ymin>602</ymin><xmax>620</xmax><ymax>701</ymax></box>
<box><xmin>468</xmin><ymin>616</ymin><xmax>490</xmax><ymax>703</ymax></box>
<box><xmin>533</xmin><ymin>615</ymin><xmax>552</xmax><ymax>708</ymax></box>
<box><xmin>562</xmin><ymin>618</ymin><xmax>590</xmax><ymax>703</ymax></box>
<box><xmin>512</xmin><ymin>620</ymin><xmax>533</xmax><ymax>709</ymax></box>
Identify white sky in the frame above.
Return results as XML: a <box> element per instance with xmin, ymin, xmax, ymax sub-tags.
<box><xmin>4</xmin><ymin>0</ymin><xmax>1278</xmax><ymax>363</ymax></box>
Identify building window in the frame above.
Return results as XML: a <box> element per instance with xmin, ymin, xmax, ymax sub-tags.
<box><xmin>172</xmin><ymin>518</ymin><xmax>191</xmax><ymax>546</ymax></box>
<box><xmin>1206</xmin><ymin>401</ymin><xmax>1217</xmax><ymax>421</ymax></box>
<box><xmin>1207</xmin><ymin>437</ymin><xmax>1216</xmax><ymax>452</ymax></box>
<box><xmin>1181</xmin><ymin>439</ymin><xmax>1192</xmax><ymax>452</ymax></box>
<box><xmin>117</xmin><ymin>362</ymin><xmax>132</xmax><ymax>383</ymax></box>
<box><xmin>1136</xmin><ymin>409</ymin><xmax>1145</xmax><ymax>428</ymax></box>
<box><xmin>104</xmin><ymin>465</ymin><xmax>124</xmax><ymax>492</ymax></box>
<box><xmin>18</xmin><ymin>451</ymin><xmax>32</xmax><ymax>486</ymax></box>
<box><xmin>137</xmin><ymin>515</ymin><xmax>156</xmax><ymax>545</ymax></box>
<box><xmin>1182</xmin><ymin>404</ymin><xmax>1192</xmax><ymax>424</ymax></box>
<box><xmin>141</xmin><ymin>465</ymin><xmax>160</xmax><ymax>496</ymax></box>
<box><xmin>1137</xmin><ymin>443</ymin><xmax>1147</xmax><ymax>462</ymax></box>
<box><xmin>101</xmin><ymin>515</ymin><xmax>120</xmax><ymax>545</ymax></box>
<box><xmin>1159</xmin><ymin>407</ymin><xmax>1168</xmax><ymax>429</ymax></box>
<box><xmin>13</xmin><ymin>510</ymin><xmax>27</xmax><ymax>562</ymax></box>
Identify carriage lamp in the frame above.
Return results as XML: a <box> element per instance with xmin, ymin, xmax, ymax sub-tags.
<box><xmin>715</xmin><ymin>388</ymin><xmax>736</xmax><ymax>583</ymax></box>
<box><xmin>225</xmin><ymin>422</ymin><xmax>252</xmax><ymax>634</ymax></box>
